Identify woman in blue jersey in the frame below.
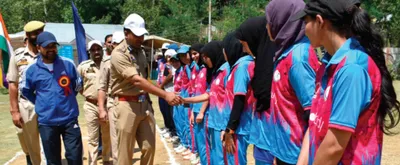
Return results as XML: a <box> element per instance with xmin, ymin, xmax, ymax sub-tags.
<box><xmin>222</xmin><ymin>32</ymin><xmax>256</xmax><ymax>165</ymax></box>
<box><xmin>292</xmin><ymin>0</ymin><xmax>400</xmax><ymax>164</ymax></box>
<box><xmin>256</xmin><ymin>0</ymin><xmax>320</xmax><ymax>165</ymax></box>
<box><xmin>175</xmin><ymin>45</ymin><xmax>194</xmax><ymax>155</ymax></box>
<box><xmin>188</xmin><ymin>43</ymin><xmax>207</xmax><ymax>164</ymax></box>
<box><xmin>184</xmin><ymin>40</ymin><xmax>229</xmax><ymax>165</ymax></box>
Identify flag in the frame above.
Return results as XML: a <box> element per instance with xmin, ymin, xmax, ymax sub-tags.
<box><xmin>0</xmin><ymin>12</ymin><xmax>12</xmax><ymax>89</ymax></box>
<box><xmin>71</xmin><ymin>1</ymin><xmax>88</xmax><ymax>64</ymax></box>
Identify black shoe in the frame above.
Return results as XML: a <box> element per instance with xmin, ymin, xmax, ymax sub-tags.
<box><xmin>26</xmin><ymin>155</ymin><xmax>32</xmax><ymax>165</ymax></box>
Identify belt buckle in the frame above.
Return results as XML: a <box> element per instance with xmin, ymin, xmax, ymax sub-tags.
<box><xmin>138</xmin><ymin>95</ymin><xmax>146</xmax><ymax>103</ymax></box>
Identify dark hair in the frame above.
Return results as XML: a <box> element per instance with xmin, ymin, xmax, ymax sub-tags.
<box><xmin>328</xmin><ymin>6</ymin><xmax>400</xmax><ymax>135</ymax></box>
<box><xmin>104</xmin><ymin>34</ymin><xmax>112</xmax><ymax>42</ymax></box>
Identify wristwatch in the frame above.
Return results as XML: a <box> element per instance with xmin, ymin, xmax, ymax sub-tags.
<box><xmin>225</xmin><ymin>128</ymin><xmax>235</xmax><ymax>135</ymax></box>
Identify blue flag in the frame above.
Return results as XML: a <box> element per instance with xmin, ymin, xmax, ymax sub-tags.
<box><xmin>71</xmin><ymin>1</ymin><xmax>88</xmax><ymax>64</ymax></box>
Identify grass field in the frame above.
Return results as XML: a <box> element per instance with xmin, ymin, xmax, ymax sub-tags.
<box><xmin>0</xmin><ymin>82</ymin><xmax>400</xmax><ymax>164</ymax></box>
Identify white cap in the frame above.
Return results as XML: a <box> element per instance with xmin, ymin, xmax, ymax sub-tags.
<box><xmin>112</xmin><ymin>31</ymin><xmax>124</xmax><ymax>44</ymax></box>
<box><xmin>87</xmin><ymin>40</ymin><xmax>103</xmax><ymax>51</ymax></box>
<box><xmin>161</xmin><ymin>43</ymin><xmax>170</xmax><ymax>50</ymax></box>
<box><xmin>165</xmin><ymin>49</ymin><xmax>177</xmax><ymax>57</ymax></box>
<box><xmin>123</xmin><ymin>13</ymin><xmax>149</xmax><ymax>36</ymax></box>
<box><xmin>154</xmin><ymin>51</ymin><xmax>163</xmax><ymax>59</ymax></box>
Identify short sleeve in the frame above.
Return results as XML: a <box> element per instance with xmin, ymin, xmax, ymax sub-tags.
<box><xmin>97</xmin><ymin>60</ymin><xmax>110</xmax><ymax>91</ymax></box>
<box><xmin>233</xmin><ymin>64</ymin><xmax>250</xmax><ymax>95</ymax></box>
<box><xmin>111</xmin><ymin>52</ymin><xmax>138</xmax><ymax>79</ymax></box>
<box><xmin>329</xmin><ymin>65</ymin><xmax>372</xmax><ymax>132</ymax></box>
<box><xmin>289</xmin><ymin>62</ymin><xmax>316</xmax><ymax>109</ymax></box>
<box><xmin>6</xmin><ymin>53</ymin><xmax>18</xmax><ymax>83</ymax></box>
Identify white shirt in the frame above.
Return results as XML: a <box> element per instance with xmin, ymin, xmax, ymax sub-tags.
<box><xmin>43</xmin><ymin>63</ymin><xmax>54</xmax><ymax>72</ymax></box>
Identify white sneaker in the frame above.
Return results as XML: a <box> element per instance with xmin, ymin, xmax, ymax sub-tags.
<box><xmin>171</xmin><ymin>136</ymin><xmax>180</xmax><ymax>143</ymax></box>
<box><xmin>182</xmin><ymin>149</ymin><xmax>192</xmax><ymax>156</ymax></box>
<box><xmin>190</xmin><ymin>153</ymin><xmax>198</xmax><ymax>161</ymax></box>
<box><xmin>183</xmin><ymin>153</ymin><xmax>197</xmax><ymax>161</ymax></box>
<box><xmin>159</xmin><ymin>128</ymin><xmax>168</xmax><ymax>134</ymax></box>
<box><xmin>191</xmin><ymin>156</ymin><xmax>200</xmax><ymax>164</ymax></box>
<box><xmin>176</xmin><ymin>147</ymin><xmax>186</xmax><ymax>153</ymax></box>
<box><xmin>174</xmin><ymin>144</ymin><xmax>183</xmax><ymax>151</ymax></box>
<box><xmin>163</xmin><ymin>132</ymin><xmax>171</xmax><ymax>139</ymax></box>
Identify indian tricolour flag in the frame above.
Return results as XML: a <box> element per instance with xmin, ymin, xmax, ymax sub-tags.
<box><xmin>0</xmin><ymin>12</ymin><xmax>13</xmax><ymax>88</ymax></box>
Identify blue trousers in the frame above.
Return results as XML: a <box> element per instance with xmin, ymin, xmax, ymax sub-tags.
<box><xmin>182</xmin><ymin>108</ymin><xmax>195</xmax><ymax>151</ymax></box>
<box><xmin>194</xmin><ymin>112</ymin><xmax>210</xmax><ymax>164</ymax></box>
<box><xmin>38</xmin><ymin>119</ymin><xmax>83</xmax><ymax>165</ymax></box>
<box><xmin>209</xmin><ymin>128</ymin><xmax>224</xmax><ymax>165</ymax></box>
<box><xmin>173</xmin><ymin>105</ymin><xmax>184</xmax><ymax>144</ymax></box>
<box><xmin>224</xmin><ymin>134</ymin><xmax>249</xmax><ymax>165</ymax></box>
<box><xmin>254</xmin><ymin>146</ymin><xmax>274</xmax><ymax>165</ymax></box>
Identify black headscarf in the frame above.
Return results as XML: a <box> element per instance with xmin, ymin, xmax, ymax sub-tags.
<box><xmin>266</xmin><ymin>0</ymin><xmax>305</xmax><ymax>57</ymax></box>
<box><xmin>223</xmin><ymin>32</ymin><xmax>245</xmax><ymax>68</ymax></box>
<box><xmin>235</xmin><ymin>16</ymin><xmax>277</xmax><ymax>112</ymax></box>
<box><xmin>191</xmin><ymin>43</ymin><xmax>205</xmax><ymax>66</ymax></box>
<box><xmin>200</xmin><ymin>41</ymin><xmax>225</xmax><ymax>84</ymax></box>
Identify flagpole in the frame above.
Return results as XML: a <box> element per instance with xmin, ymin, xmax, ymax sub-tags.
<box><xmin>208</xmin><ymin>0</ymin><xmax>212</xmax><ymax>42</ymax></box>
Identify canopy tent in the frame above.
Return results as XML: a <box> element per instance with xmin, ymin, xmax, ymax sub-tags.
<box><xmin>143</xmin><ymin>35</ymin><xmax>181</xmax><ymax>49</ymax></box>
<box><xmin>143</xmin><ymin>35</ymin><xmax>183</xmax><ymax>80</ymax></box>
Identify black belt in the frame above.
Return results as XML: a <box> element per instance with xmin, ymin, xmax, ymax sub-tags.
<box><xmin>20</xmin><ymin>95</ymin><xmax>27</xmax><ymax>100</ymax></box>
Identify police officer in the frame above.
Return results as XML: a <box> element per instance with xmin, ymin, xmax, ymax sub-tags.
<box><xmin>110</xmin><ymin>13</ymin><xmax>181</xmax><ymax>165</ymax></box>
<box><xmin>98</xmin><ymin>31</ymin><xmax>125</xmax><ymax>164</ymax></box>
<box><xmin>78</xmin><ymin>40</ymin><xmax>111</xmax><ymax>165</ymax></box>
<box><xmin>7</xmin><ymin>21</ymin><xmax>44</xmax><ymax>165</ymax></box>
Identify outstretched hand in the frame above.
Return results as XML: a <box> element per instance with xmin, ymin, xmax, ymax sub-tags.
<box><xmin>165</xmin><ymin>92</ymin><xmax>183</xmax><ymax>105</ymax></box>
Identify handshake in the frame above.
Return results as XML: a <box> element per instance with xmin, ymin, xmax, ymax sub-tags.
<box><xmin>164</xmin><ymin>92</ymin><xmax>184</xmax><ymax>106</ymax></box>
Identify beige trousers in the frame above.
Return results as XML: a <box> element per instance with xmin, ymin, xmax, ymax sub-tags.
<box><xmin>16</xmin><ymin>98</ymin><xmax>41</xmax><ymax>165</ymax></box>
<box><xmin>108</xmin><ymin>105</ymin><xmax>118</xmax><ymax>163</ymax></box>
<box><xmin>84</xmin><ymin>101</ymin><xmax>111</xmax><ymax>165</ymax></box>
<box><xmin>114</xmin><ymin>99</ymin><xmax>155</xmax><ymax>165</ymax></box>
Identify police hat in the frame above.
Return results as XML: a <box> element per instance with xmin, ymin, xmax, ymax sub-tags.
<box><xmin>24</xmin><ymin>21</ymin><xmax>45</xmax><ymax>33</ymax></box>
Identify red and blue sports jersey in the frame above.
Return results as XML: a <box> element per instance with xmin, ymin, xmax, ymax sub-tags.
<box><xmin>189</xmin><ymin>61</ymin><xmax>200</xmax><ymax>97</ymax></box>
<box><xmin>174</xmin><ymin>66</ymin><xmax>183</xmax><ymax>93</ymax></box>
<box><xmin>207</xmin><ymin>62</ymin><xmax>231</xmax><ymax>131</ymax></box>
<box><xmin>225</xmin><ymin>55</ymin><xmax>256</xmax><ymax>135</ymax></box>
<box><xmin>256</xmin><ymin>37</ymin><xmax>320</xmax><ymax>164</ymax></box>
<box><xmin>180</xmin><ymin>65</ymin><xmax>192</xmax><ymax>98</ymax></box>
<box><xmin>192</xmin><ymin>66</ymin><xmax>209</xmax><ymax>113</ymax></box>
<box><xmin>309</xmin><ymin>38</ymin><xmax>382</xmax><ymax>165</ymax></box>
<box><xmin>156</xmin><ymin>58</ymin><xmax>166</xmax><ymax>86</ymax></box>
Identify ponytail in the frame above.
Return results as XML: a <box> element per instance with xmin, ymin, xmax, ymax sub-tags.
<box><xmin>349</xmin><ymin>6</ymin><xmax>400</xmax><ymax>135</ymax></box>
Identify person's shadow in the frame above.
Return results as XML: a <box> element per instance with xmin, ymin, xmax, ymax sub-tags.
<box><xmin>60</xmin><ymin>150</ymin><xmax>141</xmax><ymax>164</ymax></box>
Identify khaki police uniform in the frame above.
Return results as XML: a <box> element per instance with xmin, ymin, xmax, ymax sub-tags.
<box><xmin>97</xmin><ymin>55</ymin><xmax>118</xmax><ymax>163</ymax></box>
<box><xmin>78</xmin><ymin>60</ymin><xmax>111</xmax><ymax>165</ymax></box>
<box><xmin>110</xmin><ymin>40</ymin><xmax>155</xmax><ymax>165</ymax></box>
<box><xmin>6</xmin><ymin>47</ymin><xmax>41</xmax><ymax>165</ymax></box>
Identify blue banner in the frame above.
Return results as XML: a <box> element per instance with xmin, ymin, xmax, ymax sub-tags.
<box><xmin>71</xmin><ymin>1</ymin><xmax>88</xmax><ymax>64</ymax></box>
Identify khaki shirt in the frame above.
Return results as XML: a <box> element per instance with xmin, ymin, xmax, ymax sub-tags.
<box><xmin>78</xmin><ymin>59</ymin><xmax>100</xmax><ymax>99</ymax></box>
<box><xmin>6</xmin><ymin>46</ymin><xmax>37</xmax><ymax>84</ymax></box>
<box><xmin>97</xmin><ymin>55</ymin><xmax>114</xmax><ymax>109</ymax></box>
<box><xmin>110</xmin><ymin>40</ymin><xmax>147</xmax><ymax>96</ymax></box>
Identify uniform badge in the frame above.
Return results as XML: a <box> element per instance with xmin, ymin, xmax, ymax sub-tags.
<box><xmin>274</xmin><ymin>70</ymin><xmax>281</xmax><ymax>82</ymax></box>
<box><xmin>58</xmin><ymin>75</ymin><xmax>71</xmax><ymax>96</ymax></box>
<box><xmin>17</xmin><ymin>58</ymin><xmax>29</xmax><ymax>66</ymax></box>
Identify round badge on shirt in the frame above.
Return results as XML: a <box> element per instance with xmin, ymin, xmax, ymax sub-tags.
<box><xmin>215</xmin><ymin>78</ymin><xmax>220</xmax><ymax>85</ymax></box>
<box><xmin>274</xmin><ymin>70</ymin><xmax>281</xmax><ymax>82</ymax></box>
